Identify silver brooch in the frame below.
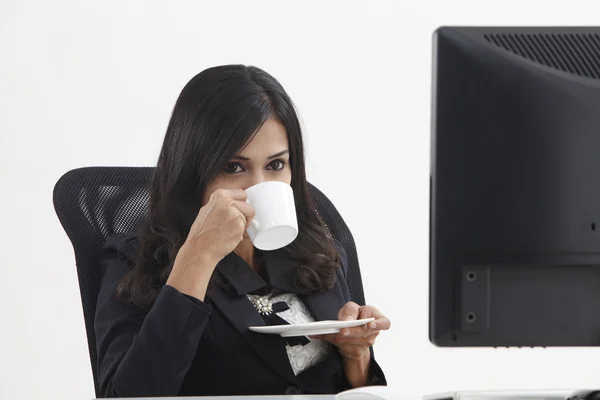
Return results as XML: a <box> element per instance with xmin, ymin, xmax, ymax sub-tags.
<box><xmin>250</xmin><ymin>296</ymin><xmax>273</xmax><ymax>316</ymax></box>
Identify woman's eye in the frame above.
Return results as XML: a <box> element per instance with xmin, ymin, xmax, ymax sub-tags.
<box><xmin>225</xmin><ymin>162</ymin><xmax>245</xmax><ymax>174</ymax></box>
<box><xmin>268</xmin><ymin>159</ymin><xmax>285</xmax><ymax>170</ymax></box>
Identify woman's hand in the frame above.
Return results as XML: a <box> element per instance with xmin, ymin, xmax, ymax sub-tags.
<box><xmin>167</xmin><ymin>188</ymin><xmax>255</xmax><ymax>301</ymax></box>
<box><xmin>310</xmin><ymin>302</ymin><xmax>390</xmax><ymax>387</ymax></box>
<box><xmin>184</xmin><ymin>188</ymin><xmax>255</xmax><ymax>260</ymax></box>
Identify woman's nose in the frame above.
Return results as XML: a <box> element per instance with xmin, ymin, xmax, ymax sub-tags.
<box><xmin>246</xmin><ymin>172</ymin><xmax>277</xmax><ymax>189</ymax></box>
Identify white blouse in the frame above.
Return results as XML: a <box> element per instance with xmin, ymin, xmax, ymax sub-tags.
<box><xmin>246</xmin><ymin>292</ymin><xmax>332</xmax><ymax>376</ymax></box>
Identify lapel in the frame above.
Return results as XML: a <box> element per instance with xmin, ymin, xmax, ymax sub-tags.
<box><xmin>208</xmin><ymin>250</ymin><xmax>349</xmax><ymax>384</ymax></box>
<box><xmin>209</xmin><ymin>252</ymin><xmax>299</xmax><ymax>383</ymax></box>
<box><xmin>300</xmin><ymin>281</ymin><xmax>347</xmax><ymax>323</ymax></box>
<box><xmin>209</xmin><ymin>286</ymin><xmax>300</xmax><ymax>383</ymax></box>
<box><xmin>261</xmin><ymin>250</ymin><xmax>349</xmax><ymax>322</ymax></box>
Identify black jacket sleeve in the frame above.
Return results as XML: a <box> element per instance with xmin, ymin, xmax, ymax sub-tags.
<box><xmin>334</xmin><ymin>240</ymin><xmax>387</xmax><ymax>387</ymax></box>
<box><xmin>94</xmin><ymin>234</ymin><xmax>212</xmax><ymax>398</ymax></box>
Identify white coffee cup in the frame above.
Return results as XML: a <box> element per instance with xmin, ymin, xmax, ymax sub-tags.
<box><xmin>245</xmin><ymin>181</ymin><xmax>298</xmax><ymax>251</ymax></box>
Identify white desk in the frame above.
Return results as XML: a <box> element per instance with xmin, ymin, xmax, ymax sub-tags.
<box><xmin>104</xmin><ymin>396</ymin><xmax>334</xmax><ymax>400</ymax></box>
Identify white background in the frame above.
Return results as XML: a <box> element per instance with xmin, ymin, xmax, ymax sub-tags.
<box><xmin>2</xmin><ymin>1</ymin><xmax>600</xmax><ymax>399</ymax></box>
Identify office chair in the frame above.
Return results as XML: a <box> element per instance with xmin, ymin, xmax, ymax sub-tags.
<box><xmin>53</xmin><ymin>166</ymin><xmax>367</xmax><ymax>396</ymax></box>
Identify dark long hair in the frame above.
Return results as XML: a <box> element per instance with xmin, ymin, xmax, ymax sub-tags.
<box><xmin>117</xmin><ymin>65</ymin><xmax>340</xmax><ymax>309</ymax></box>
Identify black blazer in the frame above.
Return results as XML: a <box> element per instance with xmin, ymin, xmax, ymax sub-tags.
<box><xmin>94</xmin><ymin>234</ymin><xmax>386</xmax><ymax>398</ymax></box>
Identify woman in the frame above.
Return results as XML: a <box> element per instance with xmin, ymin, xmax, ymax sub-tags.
<box><xmin>94</xmin><ymin>65</ymin><xmax>390</xmax><ymax>398</ymax></box>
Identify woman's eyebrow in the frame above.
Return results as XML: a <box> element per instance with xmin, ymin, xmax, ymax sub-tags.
<box><xmin>231</xmin><ymin>149</ymin><xmax>289</xmax><ymax>161</ymax></box>
<box><xmin>267</xmin><ymin>149</ymin><xmax>289</xmax><ymax>160</ymax></box>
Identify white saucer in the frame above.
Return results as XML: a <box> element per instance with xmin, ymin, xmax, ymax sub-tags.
<box><xmin>249</xmin><ymin>318</ymin><xmax>375</xmax><ymax>337</ymax></box>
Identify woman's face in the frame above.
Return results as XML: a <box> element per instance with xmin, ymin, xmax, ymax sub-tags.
<box><xmin>202</xmin><ymin>116</ymin><xmax>292</xmax><ymax>206</ymax></box>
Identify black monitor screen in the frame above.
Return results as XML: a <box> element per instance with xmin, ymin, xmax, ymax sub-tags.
<box><xmin>430</xmin><ymin>26</ymin><xmax>600</xmax><ymax>347</ymax></box>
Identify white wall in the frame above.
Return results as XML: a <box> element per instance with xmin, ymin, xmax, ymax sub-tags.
<box><xmin>2</xmin><ymin>1</ymin><xmax>600</xmax><ymax>399</ymax></box>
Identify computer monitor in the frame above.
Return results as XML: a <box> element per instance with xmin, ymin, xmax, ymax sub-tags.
<box><xmin>430</xmin><ymin>26</ymin><xmax>600</xmax><ymax>347</ymax></box>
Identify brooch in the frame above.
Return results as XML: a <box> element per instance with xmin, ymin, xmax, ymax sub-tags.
<box><xmin>250</xmin><ymin>296</ymin><xmax>273</xmax><ymax>316</ymax></box>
